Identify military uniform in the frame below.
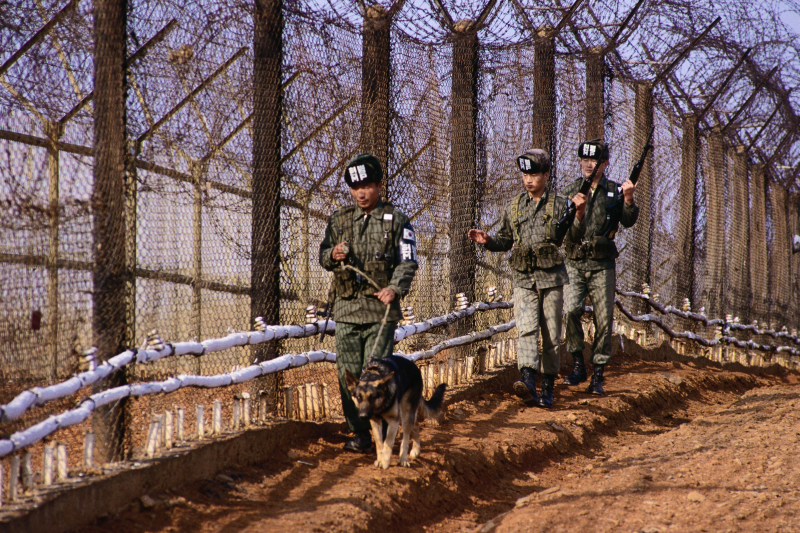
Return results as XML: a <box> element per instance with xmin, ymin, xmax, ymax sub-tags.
<box><xmin>320</xmin><ymin>183</ymin><xmax>417</xmax><ymax>441</ymax></box>
<box><xmin>485</xmin><ymin>190</ymin><xmax>584</xmax><ymax>377</ymax></box>
<box><xmin>562</xmin><ymin>162</ymin><xmax>639</xmax><ymax>393</ymax></box>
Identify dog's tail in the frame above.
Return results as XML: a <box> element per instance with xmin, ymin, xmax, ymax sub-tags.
<box><xmin>420</xmin><ymin>383</ymin><xmax>447</xmax><ymax>421</ymax></box>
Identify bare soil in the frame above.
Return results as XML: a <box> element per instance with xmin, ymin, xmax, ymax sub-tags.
<box><xmin>71</xmin><ymin>343</ymin><xmax>800</xmax><ymax>533</ymax></box>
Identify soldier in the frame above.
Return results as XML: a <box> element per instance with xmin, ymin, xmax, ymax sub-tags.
<box><xmin>319</xmin><ymin>153</ymin><xmax>418</xmax><ymax>453</ymax></box>
<box><xmin>468</xmin><ymin>149</ymin><xmax>586</xmax><ymax>408</ymax></box>
<box><xmin>562</xmin><ymin>139</ymin><xmax>639</xmax><ymax>395</ymax></box>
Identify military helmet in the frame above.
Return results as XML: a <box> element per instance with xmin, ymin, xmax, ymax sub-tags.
<box><xmin>517</xmin><ymin>148</ymin><xmax>551</xmax><ymax>174</ymax></box>
<box><xmin>577</xmin><ymin>138</ymin><xmax>609</xmax><ymax>162</ymax></box>
<box><xmin>344</xmin><ymin>153</ymin><xmax>383</xmax><ymax>187</ymax></box>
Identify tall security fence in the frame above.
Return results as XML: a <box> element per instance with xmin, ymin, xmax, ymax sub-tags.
<box><xmin>1</xmin><ymin>0</ymin><xmax>798</xmax><ymax>462</ymax></box>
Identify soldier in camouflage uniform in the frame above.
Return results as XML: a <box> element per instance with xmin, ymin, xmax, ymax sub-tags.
<box><xmin>319</xmin><ymin>153</ymin><xmax>418</xmax><ymax>453</ymax></box>
<box><xmin>468</xmin><ymin>149</ymin><xmax>586</xmax><ymax>408</ymax></box>
<box><xmin>562</xmin><ymin>139</ymin><xmax>639</xmax><ymax>395</ymax></box>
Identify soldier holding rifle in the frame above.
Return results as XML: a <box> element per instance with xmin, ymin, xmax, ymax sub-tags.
<box><xmin>319</xmin><ymin>153</ymin><xmax>418</xmax><ymax>453</ymax></box>
<box><xmin>562</xmin><ymin>138</ymin><xmax>645</xmax><ymax>395</ymax></box>
<box><xmin>468</xmin><ymin>149</ymin><xmax>586</xmax><ymax>408</ymax></box>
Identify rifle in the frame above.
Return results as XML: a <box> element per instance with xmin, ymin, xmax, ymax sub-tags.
<box><xmin>628</xmin><ymin>125</ymin><xmax>654</xmax><ymax>185</ymax></box>
<box><xmin>318</xmin><ymin>297</ymin><xmax>333</xmax><ymax>342</ymax></box>
<box><xmin>597</xmin><ymin>126</ymin><xmax>655</xmax><ymax>238</ymax></box>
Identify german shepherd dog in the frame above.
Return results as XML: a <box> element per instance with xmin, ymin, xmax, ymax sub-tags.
<box><xmin>345</xmin><ymin>355</ymin><xmax>447</xmax><ymax>470</ymax></box>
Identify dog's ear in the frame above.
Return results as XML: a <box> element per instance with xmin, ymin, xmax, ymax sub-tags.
<box><xmin>344</xmin><ymin>369</ymin><xmax>359</xmax><ymax>393</ymax></box>
<box><xmin>376</xmin><ymin>371</ymin><xmax>395</xmax><ymax>386</ymax></box>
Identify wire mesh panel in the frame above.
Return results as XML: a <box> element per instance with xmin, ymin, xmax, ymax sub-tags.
<box><xmin>0</xmin><ymin>0</ymin><xmax>798</xmax><ymax>468</ymax></box>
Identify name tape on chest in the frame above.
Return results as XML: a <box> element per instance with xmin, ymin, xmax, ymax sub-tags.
<box><xmin>348</xmin><ymin>164</ymin><xmax>368</xmax><ymax>183</ymax></box>
<box><xmin>608</xmin><ymin>191</ymin><xmax>614</xmax><ymax>197</ymax></box>
<box><xmin>383</xmin><ymin>213</ymin><xmax>393</xmax><ymax>221</ymax></box>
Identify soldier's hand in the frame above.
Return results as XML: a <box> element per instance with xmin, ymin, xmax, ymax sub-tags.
<box><xmin>331</xmin><ymin>243</ymin><xmax>348</xmax><ymax>261</ymax></box>
<box><xmin>374</xmin><ymin>287</ymin><xmax>396</xmax><ymax>305</ymax></box>
<box><xmin>468</xmin><ymin>229</ymin><xmax>489</xmax><ymax>244</ymax></box>
<box><xmin>621</xmin><ymin>180</ymin><xmax>636</xmax><ymax>205</ymax></box>
<box><xmin>571</xmin><ymin>193</ymin><xmax>587</xmax><ymax>221</ymax></box>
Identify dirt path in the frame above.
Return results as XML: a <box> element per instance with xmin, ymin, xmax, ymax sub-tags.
<box><xmin>76</xmin><ymin>354</ymin><xmax>798</xmax><ymax>533</ymax></box>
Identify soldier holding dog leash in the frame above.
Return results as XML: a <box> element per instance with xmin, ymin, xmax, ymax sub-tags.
<box><xmin>468</xmin><ymin>149</ymin><xmax>587</xmax><ymax>408</ymax></box>
<box><xmin>319</xmin><ymin>153</ymin><xmax>418</xmax><ymax>453</ymax></box>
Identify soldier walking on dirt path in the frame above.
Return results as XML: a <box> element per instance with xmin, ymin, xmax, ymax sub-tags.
<box><xmin>562</xmin><ymin>139</ymin><xmax>639</xmax><ymax>395</ymax></box>
<box><xmin>319</xmin><ymin>153</ymin><xmax>418</xmax><ymax>453</ymax></box>
<box><xmin>468</xmin><ymin>149</ymin><xmax>586</xmax><ymax>408</ymax></box>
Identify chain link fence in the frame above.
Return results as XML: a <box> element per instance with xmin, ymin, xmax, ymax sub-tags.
<box><xmin>1</xmin><ymin>0</ymin><xmax>798</xmax><ymax>464</ymax></box>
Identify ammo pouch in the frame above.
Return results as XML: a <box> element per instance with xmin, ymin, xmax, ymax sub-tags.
<box><xmin>565</xmin><ymin>241</ymin><xmax>584</xmax><ymax>260</ymax></box>
<box><xmin>363</xmin><ymin>260</ymin><xmax>392</xmax><ymax>290</ymax></box>
<box><xmin>333</xmin><ymin>267</ymin><xmax>357</xmax><ymax>299</ymax></box>
<box><xmin>588</xmin><ymin>236</ymin><xmax>617</xmax><ymax>260</ymax></box>
<box><xmin>565</xmin><ymin>237</ymin><xmax>618</xmax><ymax>261</ymax></box>
<box><xmin>509</xmin><ymin>244</ymin><xmax>533</xmax><ymax>272</ymax></box>
<box><xmin>532</xmin><ymin>242</ymin><xmax>564</xmax><ymax>270</ymax></box>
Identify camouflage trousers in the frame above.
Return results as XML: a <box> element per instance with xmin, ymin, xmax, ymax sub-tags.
<box><xmin>564</xmin><ymin>265</ymin><xmax>615</xmax><ymax>365</ymax></box>
<box><xmin>335</xmin><ymin>321</ymin><xmax>397</xmax><ymax>434</ymax></box>
<box><xmin>514</xmin><ymin>285</ymin><xmax>563</xmax><ymax>376</ymax></box>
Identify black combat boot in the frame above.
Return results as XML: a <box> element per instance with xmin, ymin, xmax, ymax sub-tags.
<box><xmin>536</xmin><ymin>374</ymin><xmax>556</xmax><ymax>408</ymax></box>
<box><xmin>513</xmin><ymin>367</ymin><xmax>539</xmax><ymax>406</ymax></box>
<box><xmin>343</xmin><ymin>431</ymin><xmax>374</xmax><ymax>453</ymax></box>
<box><xmin>562</xmin><ymin>352</ymin><xmax>588</xmax><ymax>385</ymax></box>
<box><xmin>586</xmin><ymin>364</ymin><xmax>605</xmax><ymax>395</ymax></box>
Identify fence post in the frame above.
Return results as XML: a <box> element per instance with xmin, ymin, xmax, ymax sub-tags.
<box><xmin>749</xmin><ymin>163</ymin><xmax>768</xmax><ymax>323</ymax></box>
<box><xmin>630</xmin><ymin>81</ymin><xmax>653</xmax><ymax>313</ymax></box>
<box><xmin>533</xmin><ymin>27</ymin><xmax>556</xmax><ymax>158</ymax></box>
<box><xmin>45</xmin><ymin>120</ymin><xmax>62</xmax><ymax>381</ymax></box>
<box><xmin>449</xmin><ymin>20</ymin><xmax>479</xmax><ymax>345</ymax></box>
<box><xmin>360</xmin><ymin>4</ymin><xmax>392</xmax><ymax>199</ymax></box>
<box><xmin>767</xmin><ymin>178</ymin><xmax>790</xmax><ymax>327</ymax></box>
<box><xmin>701</xmin><ymin>125</ymin><xmax>726</xmax><ymax>318</ymax></box>
<box><xmin>252</xmin><ymin>0</ymin><xmax>282</xmax><ymax>364</ymax></box>
<box><xmin>676</xmin><ymin>113</ymin><xmax>697</xmax><ymax>304</ymax></box>
<box><xmin>92</xmin><ymin>0</ymin><xmax>129</xmax><ymax>463</ymax></box>
<box><xmin>585</xmin><ymin>46</ymin><xmax>605</xmax><ymax>140</ymax></box>
<box><xmin>789</xmin><ymin>193</ymin><xmax>800</xmax><ymax>324</ymax></box>
<box><xmin>727</xmin><ymin>145</ymin><xmax>750</xmax><ymax>322</ymax></box>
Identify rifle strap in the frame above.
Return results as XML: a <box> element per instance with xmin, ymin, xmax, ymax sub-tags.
<box><xmin>511</xmin><ymin>193</ymin><xmax>526</xmax><ymax>244</ymax></box>
<box><xmin>380</xmin><ymin>203</ymin><xmax>395</xmax><ymax>258</ymax></box>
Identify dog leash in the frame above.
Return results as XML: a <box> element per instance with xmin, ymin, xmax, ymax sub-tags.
<box><xmin>340</xmin><ymin>264</ymin><xmax>392</xmax><ymax>360</ymax></box>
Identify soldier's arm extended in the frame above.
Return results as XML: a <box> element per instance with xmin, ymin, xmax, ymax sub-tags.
<box><xmin>319</xmin><ymin>214</ymin><xmax>339</xmax><ymax>271</ymax></box>
<box><xmin>484</xmin><ymin>207</ymin><xmax>514</xmax><ymax>252</ymax></box>
<box><xmin>387</xmin><ymin>217</ymin><xmax>419</xmax><ymax>298</ymax></box>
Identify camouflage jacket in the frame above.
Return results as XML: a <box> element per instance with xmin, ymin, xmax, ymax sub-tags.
<box><xmin>562</xmin><ymin>175</ymin><xmax>639</xmax><ymax>271</ymax></box>
<box><xmin>320</xmin><ymin>201</ymin><xmax>418</xmax><ymax>324</ymax></box>
<box><xmin>484</xmin><ymin>189</ymin><xmax>585</xmax><ymax>290</ymax></box>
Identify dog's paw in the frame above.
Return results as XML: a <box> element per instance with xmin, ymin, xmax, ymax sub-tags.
<box><xmin>378</xmin><ymin>458</ymin><xmax>391</xmax><ymax>470</ymax></box>
<box><xmin>409</xmin><ymin>448</ymin><xmax>420</xmax><ymax>460</ymax></box>
<box><xmin>397</xmin><ymin>457</ymin><xmax>411</xmax><ymax>467</ymax></box>
<box><xmin>374</xmin><ymin>459</ymin><xmax>381</xmax><ymax>468</ymax></box>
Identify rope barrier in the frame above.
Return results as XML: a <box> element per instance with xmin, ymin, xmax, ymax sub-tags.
<box><xmin>0</xmin><ymin>301</ymin><xmax>513</xmax><ymax>423</ymax></box>
<box><xmin>614</xmin><ymin>299</ymin><xmax>800</xmax><ymax>357</ymax></box>
<box><xmin>616</xmin><ymin>290</ymin><xmax>800</xmax><ymax>344</ymax></box>
<box><xmin>0</xmin><ymin>315</ymin><xmax>516</xmax><ymax>457</ymax></box>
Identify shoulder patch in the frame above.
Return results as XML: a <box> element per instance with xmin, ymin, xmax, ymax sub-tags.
<box><xmin>398</xmin><ymin>221</ymin><xmax>417</xmax><ymax>263</ymax></box>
